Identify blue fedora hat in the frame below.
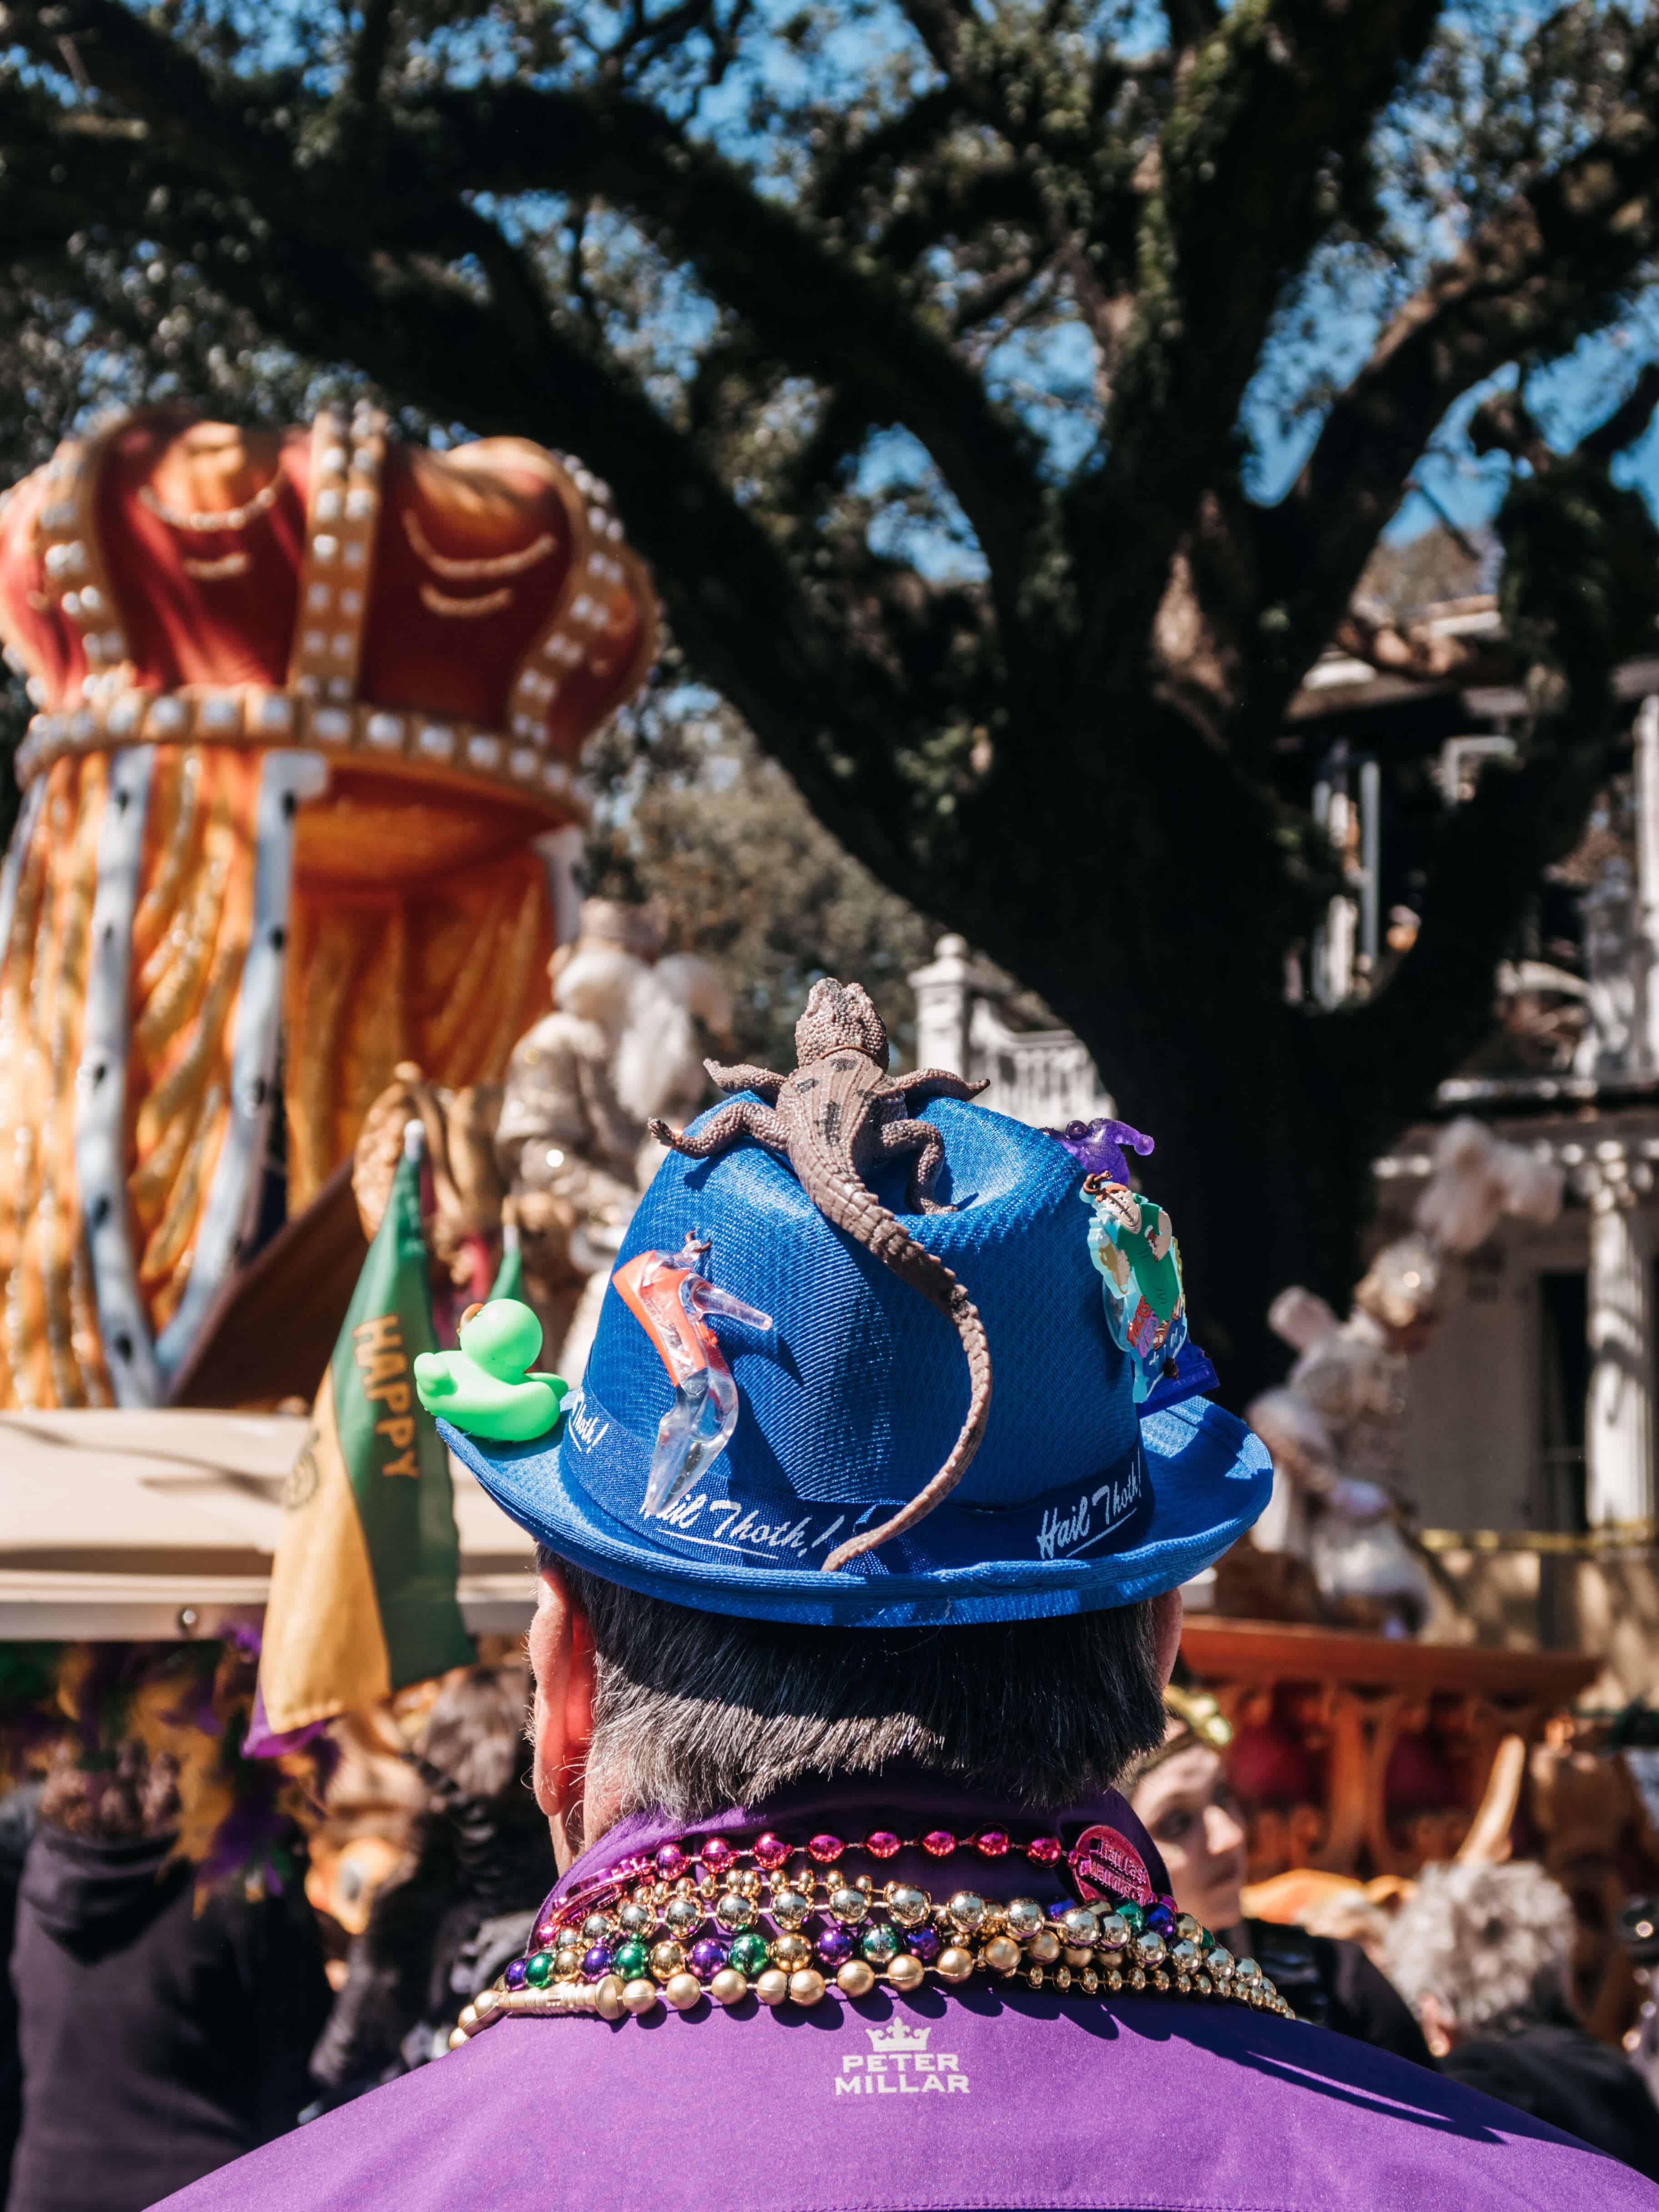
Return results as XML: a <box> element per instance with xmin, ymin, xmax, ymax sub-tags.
<box><xmin>442</xmin><ymin>1096</ymin><xmax>1269</xmax><ymax>1627</ymax></box>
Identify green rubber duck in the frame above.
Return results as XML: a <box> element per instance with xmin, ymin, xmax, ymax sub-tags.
<box><xmin>413</xmin><ymin>1298</ymin><xmax>569</xmax><ymax>1443</ymax></box>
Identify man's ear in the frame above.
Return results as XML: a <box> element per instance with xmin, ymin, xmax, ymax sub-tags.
<box><xmin>527</xmin><ymin>1558</ymin><xmax>596</xmax><ymax>1872</ymax></box>
<box><xmin>1151</xmin><ymin>1586</ymin><xmax>1184</xmax><ymax>1691</ymax></box>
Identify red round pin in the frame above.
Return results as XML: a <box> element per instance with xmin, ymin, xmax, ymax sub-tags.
<box><xmin>1067</xmin><ymin>1824</ymin><xmax>1155</xmax><ymax>1906</ymax></box>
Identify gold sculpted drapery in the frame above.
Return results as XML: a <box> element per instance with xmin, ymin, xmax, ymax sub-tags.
<box><xmin>284</xmin><ymin>843</ymin><xmax>553</xmax><ymax>1213</ymax></box>
<box><xmin>0</xmin><ymin>407</ymin><xmax>653</xmax><ymax>1407</ymax></box>
<box><xmin>0</xmin><ymin>744</ymin><xmax>553</xmax><ymax>1405</ymax></box>
<box><xmin>0</xmin><ymin>743</ymin><xmax>268</xmax><ymax>1401</ymax></box>
<box><xmin>0</xmin><ymin>754</ymin><xmax>113</xmax><ymax>1406</ymax></box>
<box><xmin>129</xmin><ymin>745</ymin><xmax>262</xmax><ymax>1337</ymax></box>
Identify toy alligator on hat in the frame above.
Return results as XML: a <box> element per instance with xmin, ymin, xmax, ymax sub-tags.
<box><xmin>647</xmin><ymin>978</ymin><xmax>991</xmax><ymax>1571</ymax></box>
<box><xmin>427</xmin><ymin>972</ymin><xmax>1265</xmax><ymax>1624</ymax></box>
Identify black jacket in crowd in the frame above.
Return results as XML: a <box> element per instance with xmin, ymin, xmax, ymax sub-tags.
<box><xmin>6</xmin><ymin>1823</ymin><xmax>331</xmax><ymax>2212</ymax></box>
<box><xmin>1439</xmin><ymin>2015</ymin><xmax>1659</xmax><ymax>2183</ymax></box>
<box><xmin>1227</xmin><ymin>1918</ymin><xmax>1435</xmax><ymax>2066</ymax></box>
<box><xmin>0</xmin><ymin>1788</ymin><xmax>38</xmax><ymax>2207</ymax></box>
<box><xmin>308</xmin><ymin>1786</ymin><xmax>554</xmax><ymax>2102</ymax></box>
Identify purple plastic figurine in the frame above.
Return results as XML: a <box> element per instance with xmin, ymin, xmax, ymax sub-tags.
<box><xmin>1041</xmin><ymin>1116</ymin><xmax>1155</xmax><ymax>1185</ymax></box>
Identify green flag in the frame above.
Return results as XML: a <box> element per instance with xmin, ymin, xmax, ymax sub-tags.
<box><xmin>488</xmin><ymin>1225</ymin><xmax>524</xmax><ymax>1305</ymax></box>
<box><xmin>260</xmin><ymin>1131</ymin><xmax>473</xmax><ymax>1731</ymax></box>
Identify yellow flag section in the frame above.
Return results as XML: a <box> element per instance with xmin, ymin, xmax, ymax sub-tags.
<box><xmin>260</xmin><ymin>1367</ymin><xmax>390</xmax><ymax>1728</ymax></box>
<box><xmin>259</xmin><ymin>1138</ymin><xmax>473</xmax><ymax>1734</ymax></box>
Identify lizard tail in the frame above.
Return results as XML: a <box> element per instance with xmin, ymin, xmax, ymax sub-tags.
<box><xmin>822</xmin><ymin>1209</ymin><xmax>992</xmax><ymax>1573</ymax></box>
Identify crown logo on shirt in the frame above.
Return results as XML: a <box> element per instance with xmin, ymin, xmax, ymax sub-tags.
<box><xmin>865</xmin><ymin>2022</ymin><xmax>930</xmax><ymax>2053</ymax></box>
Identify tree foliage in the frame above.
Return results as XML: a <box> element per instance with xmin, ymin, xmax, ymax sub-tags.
<box><xmin>3</xmin><ymin>1</ymin><xmax>1659</xmax><ymax>1383</ymax></box>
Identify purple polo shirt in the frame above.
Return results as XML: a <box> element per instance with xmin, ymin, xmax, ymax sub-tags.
<box><xmin>155</xmin><ymin>1785</ymin><xmax>1659</xmax><ymax>2212</ymax></box>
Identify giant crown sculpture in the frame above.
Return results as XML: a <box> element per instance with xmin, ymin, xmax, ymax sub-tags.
<box><xmin>0</xmin><ymin>405</ymin><xmax>656</xmax><ymax>1410</ymax></box>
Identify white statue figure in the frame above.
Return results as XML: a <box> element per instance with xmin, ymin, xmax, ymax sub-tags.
<box><xmin>1247</xmin><ymin>1119</ymin><xmax>1563</xmax><ymax>1635</ymax></box>
<box><xmin>493</xmin><ymin>900</ymin><xmax>732</xmax><ymax>1377</ymax></box>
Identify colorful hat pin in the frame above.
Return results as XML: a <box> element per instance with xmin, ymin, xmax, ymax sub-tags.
<box><xmin>1040</xmin><ymin>1116</ymin><xmax>1156</xmax><ymax>1183</ymax></box>
<box><xmin>613</xmin><ymin>1234</ymin><xmax>774</xmax><ymax>1517</ymax></box>
<box><xmin>1086</xmin><ymin>1185</ymin><xmax>1190</xmax><ymax>1402</ymax></box>
<box><xmin>413</xmin><ymin>1297</ymin><xmax>569</xmax><ymax>1443</ymax></box>
<box><xmin>1042</xmin><ymin>1121</ymin><xmax>1189</xmax><ymax>1404</ymax></box>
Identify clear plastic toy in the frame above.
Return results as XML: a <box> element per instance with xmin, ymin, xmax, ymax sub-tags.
<box><xmin>613</xmin><ymin>1234</ymin><xmax>774</xmax><ymax>1517</ymax></box>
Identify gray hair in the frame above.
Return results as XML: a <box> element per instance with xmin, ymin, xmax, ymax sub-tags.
<box><xmin>545</xmin><ymin>1551</ymin><xmax>1165</xmax><ymax>1830</ymax></box>
<box><xmin>1385</xmin><ymin>1860</ymin><xmax>1574</xmax><ymax>2037</ymax></box>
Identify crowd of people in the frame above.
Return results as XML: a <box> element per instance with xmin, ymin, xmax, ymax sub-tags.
<box><xmin>1</xmin><ymin>1649</ymin><xmax>1656</xmax><ymax>2208</ymax></box>
<box><xmin>1126</xmin><ymin>1692</ymin><xmax>1659</xmax><ymax>2182</ymax></box>
<box><xmin>0</xmin><ymin>1655</ymin><xmax>555</xmax><ymax>2212</ymax></box>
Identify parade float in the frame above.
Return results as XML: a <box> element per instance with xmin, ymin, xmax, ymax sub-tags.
<box><xmin>0</xmin><ymin>404</ymin><xmax>660</xmax><ymax>1653</ymax></box>
<box><xmin>0</xmin><ymin>403</ymin><xmax>654</xmax><ymax>1412</ymax></box>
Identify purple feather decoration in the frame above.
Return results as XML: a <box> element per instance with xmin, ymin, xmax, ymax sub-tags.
<box><xmin>241</xmin><ymin>1684</ymin><xmax>332</xmax><ymax>1762</ymax></box>
<box><xmin>1041</xmin><ymin>1116</ymin><xmax>1155</xmax><ymax>1184</ymax></box>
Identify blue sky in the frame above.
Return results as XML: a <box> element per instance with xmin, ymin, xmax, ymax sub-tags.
<box><xmin>1243</xmin><ymin>300</ymin><xmax>1659</xmax><ymax>548</ymax></box>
